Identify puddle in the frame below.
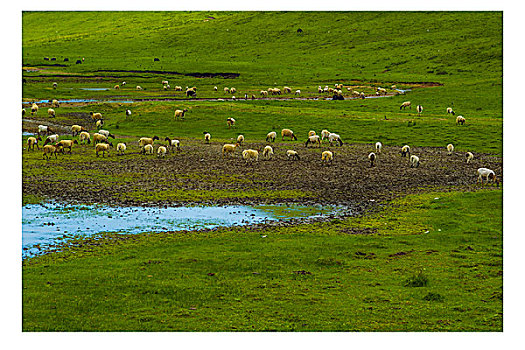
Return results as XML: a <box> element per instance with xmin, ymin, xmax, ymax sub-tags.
<box><xmin>22</xmin><ymin>99</ymin><xmax>133</xmax><ymax>104</ymax></box>
<box><xmin>22</xmin><ymin>202</ymin><xmax>340</xmax><ymax>258</ymax></box>
<box><xmin>22</xmin><ymin>131</ymin><xmax>35</xmax><ymax>136</ymax></box>
<box><xmin>79</xmin><ymin>88</ymin><xmax>110</xmax><ymax>91</ymax></box>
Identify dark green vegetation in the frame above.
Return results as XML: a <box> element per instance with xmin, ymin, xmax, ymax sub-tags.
<box><xmin>23</xmin><ymin>190</ymin><xmax>502</xmax><ymax>331</ymax></box>
<box><xmin>22</xmin><ymin>11</ymin><xmax>502</xmax><ymax>331</ymax></box>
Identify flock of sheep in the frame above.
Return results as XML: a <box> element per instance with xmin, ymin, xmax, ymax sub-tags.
<box><xmin>23</xmin><ymin>82</ymin><xmax>498</xmax><ymax>187</ymax></box>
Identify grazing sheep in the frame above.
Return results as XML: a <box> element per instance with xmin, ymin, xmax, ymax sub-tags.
<box><xmin>232</xmin><ymin>96</ymin><xmax>236</xmax><ymax>101</ymax></box>
<box><xmin>203</xmin><ymin>132</ymin><xmax>211</xmax><ymax>144</ymax></box>
<box><xmin>416</xmin><ymin>105</ymin><xmax>423</xmax><ymax>116</ymax></box>
<box><xmin>375</xmin><ymin>142</ymin><xmax>382</xmax><ymax>154</ymax></box>
<box><xmin>96</xmin><ymin>142</ymin><xmax>112</xmax><ymax>157</ymax></box>
<box><xmin>321</xmin><ymin>150</ymin><xmax>334</xmax><ymax>164</ymax></box>
<box><xmin>174</xmin><ymin>86</ymin><xmax>183</xmax><ymax>91</ymax></box>
<box><xmin>125</xmin><ymin>109</ymin><xmax>132</xmax><ymax>117</ymax></box>
<box><xmin>328</xmin><ymin>133</ymin><xmax>343</xmax><ymax>147</ymax></box>
<box><xmin>477</xmin><ymin>168</ymin><xmax>499</xmax><ymax>187</ymax></box>
<box><xmin>22</xmin><ymin>108</ymin><xmax>26</xmax><ymax>116</ymax></box>
<box><xmin>42</xmin><ymin>144</ymin><xmax>62</xmax><ymax>159</ymax></box>
<box><xmin>321</xmin><ymin>129</ymin><xmax>330</xmax><ymax>140</ymax></box>
<box><xmin>230</xmin><ymin>87</ymin><xmax>237</xmax><ymax>94</ymax></box>
<box><xmin>391</xmin><ymin>85</ymin><xmax>397</xmax><ymax>90</ymax></box>
<box><xmin>51</xmin><ymin>99</ymin><xmax>60</xmax><ymax>108</ymax></box>
<box><xmin>117</xmin><ymin>142</ymin><xmax>127</xmax><ymax>155</ymax></box>
<box><xmin>224</xmin><ymin>87</ymin><xmax>230</xmax><ymax>93</ymax></box>
<box><xmin>447</xmin><ymin>144</ymin><xmax>454</xmax><ymax>155</ymax></box>
<box><xmin>157</xmin><ymin>146</ymin><xmax>167</xmax><ymax>157</ymax></box>
<box><xmin>47</xmin><ymin>108</ymin><xmax>56</xmax><ymax>117</ymax></box>
<box><xmin>237</xmin><ymin>134</ymin><xmax>245</xmax><ymax>145</ymax></box>
<box><xmin>43</xmin><ymin>134</ymin><xmax>59</xmax><ymax>146</ymax></box>
<box><xmin>136</xmin><ymin>86</ymin><xmax>143</xmax><ymax>90</ymax></box>
<box><xmin>456</xmin><ymin>116</ymin><xmax>466</xmax><ymax>125</ymax></box>
<box><xmin>52</xmin><ymin>82</ymin><xmax>57</xmax><ymax>89</ymax></box>
<box><xmin>122</xmin><ymin>81</ymin><xmax>126</xmax><ymax>86</ymax></box>
<box><xmin>286</xmin><ymin>150</ymin><xmax>300</xmax><ymax>161</ymax></box>
<box><xmin>360</xmin><ymin>92</ymin><xmax>365</xmax><ymax>99</ymax></box>
<box><xmin>409</xmin><ymin>155</ymin><xmax>420</xmax><ymax>168</ymax></box>
<box><xmin>260</xmin><ymin>90</ymin><xmax>269</xmax><ymax>97</ymax></box>
<box><xmin>266</xmin><ymin>131</ymin><xmax>277</xmax><ymax>142</ymax></box>
<box><xmin>466</xmin><ymin>152</ymin><xmax>474</xmax><ymax>163</ymax></box>
<box><xmin>71</xmin><ymin>125</ymin><xmax>86</xmax><ymax>137</ymax></box>
<box><xmin>281</xmin><ymin>128</ymin><xmax>298</xmax><ymax>141</ymax></box>
<box><xmin>186</xmin><ymin>88</ymin><xmax>196</xmax><ymax>97</ymax></box>
<box><xmin>283</xmin><ymin>86</ymin><xmax>292</xmax><ymax>94</ymax></box>
<box><xmin>318</xmin><ymin>86</ymin><xmax>323</xmax><ymax>93</ymax></box>
<box><xmin>227</xmin><ymin>117</ymin><xmax>236</xmax><ymax>128</ymax></box>
<box><xmin>308</xmin><ymin>130</ymin><xmax>316</xmax><ymax>137</ymax></box>
<box><xmin>98</xmin><ymin>129</ymin><xmax>115</xmax><ymax>139</ymax></box>
<box><xmin>164</xmin><ymin>137</ymin><xmax>181</xmax><ymax>152</ymax></box>
<box><xmin>90</xmin><ymin>111</ymin><xmax>103</xmax><ymax>121</ymax></box>
<box><xmin>31</xmin><ymin>103</ymin><xmax>39</xmax><ymax>115</ymax></box>
<box><xmin>138</xmin><ymin>136</ymin><xmax>160</xmax><ymax>148</ymax></box>
<box><xmin>222</xmin><ymin>143</ymin><xmax>240</xmax><ymax>158</ymax></box>
<box><xmin>214</xmin><ymin>86</ymin><xmax>218</xmax><ymax>91</ymax></box>
<box><xmin>79</xmin><ymin>131</ymin><xmax>91</xmax><ymax>144</ymax></box>
<box><xmin>93</xmin><ymin>133</ymin><xmax>109</xmax><ymax>145</ymax></box>
<box><xmin>401</xmin><ymin>145</ymin><xmax>410</xmax><ymax>158</ymax></box>
<box><xmin>295</xmin><ymin>90</ymin><xmax>301</xmax><ymax>95</ymax></box>
<box><xmin>161</xmin><ymin>80</ymin><xmax>169</xmax><ymax>85</ymax></box>
<box><xmin>446</xmin><ymin>107</ymin><xmax>455</xmax><ymax>116</ymax></box>
<box><xmin>142</xmin><ymin>144</ymin><xmax>154</xmax><ymax>155</ymax></box>
<box><xmin>305</xmin><ymin>135</ymin><xmax>321</xmax><ymax>148</ymax></box>
<box><xmin>38</xmin><ymin>125</ymin><xmax>52</xmax><ymax>136</ymax></box>
<box><xmin>174</xmin><ymin>109</ymin><xmax>188</xmax><ymax>120</ymax></box>
<box><xmin>242</xmin><ymin>149</ymin><xmax>259</xmax><ymax>163</ymax></box>
<box><xmin>57</xmin><ymin>139</ymin><xmax>79</xmax><ymax>154</ymax></box>
<box><xmin>96</xmin><ymin>120</ymin><xmax>104</xmax><ymax>129</ymax></box>
<box><xmin>377</xmin><ymin>87</ymin><xmax>387</xmax><ymax>95</ymax></box>
<box><xmin>114</xmin><ymin>85</ymin><xmax>120</xmax><ymax>90</ymax></box>
<box><xmin>27</xmin><ymin>136</ymin><xmax>42</xmax><ymax>151</ymax></box>
<box><xmin>368</xmin><ymin>152</ymin><xmax>377</xmax><ymax>167</ymax></box>
<box><xmin>262</xmin><ymin>145</ymin><xmax>274</xmax><ymax>160</ymax></box>
<box><xmin>163</xmin><ymin>85</ymin><xmax>170</xmax><ymax>91</ymax></box>
<box><xmin>400</xmin><ymin>101</ymin><xmax>412</xmax><ymax>110</ymax></box>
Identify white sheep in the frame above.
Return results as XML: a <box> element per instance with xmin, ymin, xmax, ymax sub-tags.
<box><xmin>456</xmin><ymin>116</ymin><xmax>466</xmax><ymax>125</ymax></box>
<box><xmin>305</xmin><ymin>135</ymin><xmax>321</xmax><ymax>148</ymax></box>
<box><xmin>93</xmin><ymin>133</ymin><xmax>109</xmax><ymax>145</ymax></box>
<box><xmin>174</xmin><ymin>109</ymin><xmax>188</xmax><ymax>120</ymax></box>
<box><xmin>262</xmin><ymin>145</ymin><xmax>274</xmax><ymax>160</ymax></box>
<box><xmin>38</xmin><ymin>125</ymin><xmax>52</xmax><ymax>136</ymax></box>
<box><xmin>204</xmin><ymin>132</ymin><xmax>211</xmax><ymax>144</ymax></box>
<box><xmin>51</xmin><ymin>99</ymin><xmax>59</xmax><ymax>108</ymax></box>
<box><xmin>22</xmin><ymin>108</ymin><xmax>26</xmax><ymax>116</ymax></box>
<box><xmin>96</xmin><ymin>120</ymin><xmax>104</xmax><ymax>129</ymax></box>
<box><xmin>318</xmin><ymin>86</ymin><xmax>323</xmax><ymax>93</ymax></box>
<box><xmin>52</xmin><ymin>82</ymin><xmax>58</xmax><ymax>89</ymax></box>
<box><xmin>368</xmin><ymin>152</ymin><xmax>377</xmax><ymax>167</ymax></box>
<box><xmin>157</xmin><ymin>146</ymin><xmax>167</xmax><ymax>157</ymax></box>
<box><xmin>283</xmin><ymin>86</ymin><xmax>292</xmax><ymax>94</ymax></box>
<box><xmin>308</xmin><ymin>130</ymin><xmax>316</xmax><ymax>137</ymax></box>
<box><xmin>114</xmin><ymin>84</ymin><xmax>120</xmax><ymax>90</ymax></box>
<box><xmin>477</xmin><ymin>168</ymin><xmax>499</xmax><ymax>186</ymax></box>
<box><xmin>416</xmin><ymin>105</ymin><xmax>423</xmax><ymax>116</ymax></box>
<box><xmin>122</xmin><ymin>81</ymin><xmax>126</xmax><ymax>86</ymax></box>
<box><xmin>117</xmin><ymin>142</ymin><xmax>127</xmax><ymax>155</ymax></box>
<box><xmin>242</xmin><ymin>149</ymin><xmax>259</xmax><ymax>163</ymax></box>
<box><xmin>466</xmin><ymin>152</ymin><xmax>474</xmax><ymax>163</ymax></box>
<box><xmin>142</xmin><ymin>144</ymin><xmax>154</xmax><ymax>155</ymax></box>
<box><xmin>138</xmin><ymin>136</ymin><xmax>160</xmax><ymax>149</ymax></box>
<box><xmin>43</xmin><ymin>134</ymin><xmax>59</xmax><ymax>146</ymax></box>
<box><xmin>214</xmin><ymin>86</ymin><xmax>218</xmax><ymax>91</ymax></box>
<box><xmin>222</xmin><ymin>143</ymin><xmax>240</xmax><ymax>158</ymax></box>
<box><xmin>236</xmin><ymin>135</ymin><xmax>244</xmax><ymax>145</ymax></box>
<box><xmin>161</xmin><ymin>80</ymin><xmax>169</xmax><ymax>85</ymax></box>
<box><xmin>375</xmin><ymin>142</ymin><xmax>382</xmax><ymax>154</ymax></box>
<box><xmin>79</xmin><ymin>131</ymin><xmax>91</xmax><ymax>144</ymax></box>
<box><xmin>164</xmin><ymin>137</ymin><xmax>181</xmax><ymax>152</ymax></box>
<box><xmin>409</xmin><ymin>155</ymin><xmax>420</xmax><ymax>168</ymax></box>
<box><xmin>447</xmin><ymin>143</ymin><xmax>454</xmax><ymax>155</ymax></box>
<box><xmin>295</xmin><ymin>90</ymin><xmax>301</xmax><ymax>95</ymax></box>
<box><xmin>286</xmin><ymin>150</ymin><xmax>300</xmax><ymax>161</ymax></box>
<box><xmin>321</xmin><ymin>150</ymin><xmax>334</xmax><ymax>164</ymax></box>
<box><xmin>47</xmin><ymin>108</ymin><xmax>56</xmax><ymax>117</ymax></box>
<box><xmin>401</xmin><ymin>145</ymin><xmax>410</xmax><ymax>158</ymax></box>
<box><xmin>400</xmin><ymin>101</ymin><xmax>411</xmax><ymax>110</ymax></box>
<box><xmin>125</xmin><ymin>109</ymin><xmax>131</xmax><ymax>117</ymax></box>
<box><xmin>230</xmin><ymin>87</ymin><xmax>237</xmax><ymax>94</ymax></box>
<box><xmin>90</xmin><ymin>111</ymin><xmax>103</xmax><ymax>121</ymax></box>
<box><xmin>27</xmin><ymin>136</ymin><xmax>42</xmax><ymax>151</ymax></box>
<box><xmin>446</xmin><ymin>107</ymin><xmax>455</xmax><ymax>116</ymax></box>
<box><xmin>321</xmin><ymin>129</ymin><xmax>330</xmax><ymax>140</ymax></box>
<box><xmin>98</xmin><ymin>129</ymin><xmax>115</xmax><ymax>139</ymax></box>
<box><xmin>71</xmin><ymin>124</ymin><xmax>86</xmax><ymax>136</ymax></box>
<box><xmin>266</xmin><ymin>131</ymin><xmax>277</xmax><ymax>142</ymax></box>
<box><xmin>174</xmin><ymin>86</ymin><xmax>183</xmax><ymax>91</ymax></box>
<box><xmin>136</xmin><ymin>86</ymin><xmax>143</xmax><ymax>90</ymax></box>
<box><xmin>224</xmin><ymin>87</ymin><xmax>230</xmax><ymax>93</ymax></box>
<box><xmin>95</xmin><ymin>142</ymin><xmax>112</xmax><ymax>157</ymax></box>
<box><xmin>281</xmin><ymin>129</ymin><xmax>297</xmax><ymax>141</ymax></box>
<box><xmin>227</xmin><ymin>117</ymin><xmax>236</xmax><ymax>128</ymax></box>
<box><xmin>328</xmin><ymin>133</ymin><xmax>343</xmax><ymax>147</ymax></box>
<box><xmin>260</xmin><ymin>90</ymin><xmax>268</xmax><ymax>97</ymax></box>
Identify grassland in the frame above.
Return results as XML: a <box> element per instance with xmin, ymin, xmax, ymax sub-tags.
<box><xmin>21</xmin><ymin>11</ymin><xmax>503</xmax><ymax>332</ymax></box>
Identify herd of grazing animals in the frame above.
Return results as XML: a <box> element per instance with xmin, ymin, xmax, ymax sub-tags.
<box><xmin>23</xmin><ymin>81</ymin><xmax>498</xmax><ymax>186</ymax></box>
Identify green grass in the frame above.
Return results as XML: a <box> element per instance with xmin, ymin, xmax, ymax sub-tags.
<box><xmin>22</xmin><ymin>190</ymin><xmax>502</xmax><ymax>331</ymax></box>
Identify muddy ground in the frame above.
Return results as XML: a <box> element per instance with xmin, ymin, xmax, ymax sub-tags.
<box><xmin>22</xmin><ymin>130</ymin><xmax>503</xmax><ymax>210</ymax></box>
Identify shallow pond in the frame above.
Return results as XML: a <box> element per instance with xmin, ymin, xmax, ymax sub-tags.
<box><xmin>22</xmin><ymin>202</ymin><xmax>341</xmax><ymax>258</ymax></box>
